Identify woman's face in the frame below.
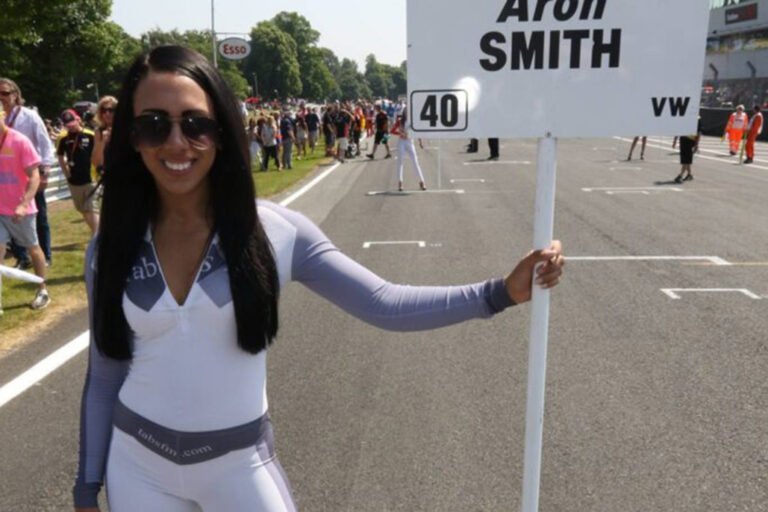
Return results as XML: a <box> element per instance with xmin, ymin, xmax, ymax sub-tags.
<box><xmin>132</xmin><ymin>71</ymin><xmax>217</xmax><ymax>205</ymax></box>
<box><xmin>100</xmin><ymin>103</ymin><xmax>116</xmax><ymax>126</ymax></box>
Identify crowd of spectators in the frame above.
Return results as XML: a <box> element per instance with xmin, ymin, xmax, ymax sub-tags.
<box><xmin>244</xmin><ymin>99</ymin><xmax>406</xmax><ymax>170</ymax></box>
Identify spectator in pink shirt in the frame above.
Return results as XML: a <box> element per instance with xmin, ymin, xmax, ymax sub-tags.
<box><xmin>0</xmin><ymin>105</ymin><xmax>50</xmax><ymax>309</ymax></box>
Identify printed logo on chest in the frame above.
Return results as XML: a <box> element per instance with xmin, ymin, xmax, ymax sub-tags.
<box><xmin>125</xmin><ymin>241</ymin><xmax>166</xmax><ymax>311</ymax></box>
<box><xmin>197</xmin><ymin>242</ymin><xmax>232</xmax><ymax>307</ymax></box>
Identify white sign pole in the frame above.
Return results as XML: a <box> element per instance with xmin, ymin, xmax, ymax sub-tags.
<box><xmin>0</xmin><ymin>264</ymin><xmax>45</xmax><ymax>284</ymax></box>
<box><xmin>437</xmin><ymin>139</ymin><xmax>443</xmax><ymax>190</ymax></box>
<box><xmin>521</xmin><ymin>135</ymin><xmax>557</xmax><ymax>512</ymax></box>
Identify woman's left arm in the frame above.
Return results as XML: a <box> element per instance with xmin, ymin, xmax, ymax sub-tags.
<box><xmin>262</xmin><ymin>203</ymin><xmax>564</xmax><ymax>332</ymax></box>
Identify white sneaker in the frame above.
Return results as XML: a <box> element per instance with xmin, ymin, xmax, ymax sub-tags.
<box><xmin>31</xmin><ymin>289</ymin><xmax>50</xmax><ymax>310</ymax></box>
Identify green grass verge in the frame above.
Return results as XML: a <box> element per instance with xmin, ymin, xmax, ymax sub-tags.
<box><xmin>0</xmin><ymin>144</ymin><xmax>333</xmax><ymax>334</ymax></box>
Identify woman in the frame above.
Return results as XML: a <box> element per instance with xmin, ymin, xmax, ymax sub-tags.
<box><xmin>73</xmin><ymin>46</ymin><xmax>565</xmax><ymax>512</ymax></box>
<box><xmin>259</xmin><ymin>115</ymin><xmax>280</xmax><ymax>171</ymax></box>
<box><xmin>91</xmin><ymin>95</ymin><xmax>118</xmax><ymax>178</ymax></box>
<box><xmin>294</xmin><ymin>115</ymin><xmax>307</xmax><ymax>160</ymax></box>
<box><xmin>247</xmin><ymin>117</ymin><xmax>261</xmax><ymax>170</ymax></box>
<box><xmin>391</xmin><ymin>109</ymin><xmax>427</xmax><ymax>192</ymax></box>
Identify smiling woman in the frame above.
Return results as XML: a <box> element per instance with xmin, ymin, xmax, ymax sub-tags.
<box><xmin>73</xmin><ymin>45</ymin><xmax>564</xmax><ymax>512</ymax></box>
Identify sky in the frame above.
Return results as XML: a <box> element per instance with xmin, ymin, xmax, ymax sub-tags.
<box><xmin>110</xmin><ymin>0</ymin><xmax>408</xmax><ymax>70</ymax></box>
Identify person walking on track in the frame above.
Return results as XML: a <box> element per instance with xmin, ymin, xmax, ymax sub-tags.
<box><xmin>724</xmin><ymin>105</ymin><xmax>748</xmax><ymax>156</ymax></box>
<box><xmin>743</xmin><ymin>104</ymin><xmax>763</xmax><ymax>164</ymax></box>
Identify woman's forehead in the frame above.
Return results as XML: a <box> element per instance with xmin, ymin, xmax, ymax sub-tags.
<box><xmin>133</xmin><ymin>71</ymin><xmax>213</xmax><ymax>113</ymax></box>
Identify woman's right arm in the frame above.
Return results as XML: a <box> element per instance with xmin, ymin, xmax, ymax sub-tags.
<box><xmin>91</xmin><ymin>130</ymin><xmax>104</xmax><ymax>169</ymax></box>
<box><xmin>73</xmin><ymin>239</ymin><xmax>129</xmax><ymax>510</ymax></box>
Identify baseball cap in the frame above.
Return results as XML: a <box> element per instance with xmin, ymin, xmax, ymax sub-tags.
<box><xmin>61</xmin><ymin>109</ymin><xmax>81</xmax><ymax>129</ymax></box>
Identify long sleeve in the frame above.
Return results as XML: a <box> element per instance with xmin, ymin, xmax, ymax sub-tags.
<box><xmin>260</xmin><ymin>202</ymin><xmax>515</xmax><ymax>331</ymax></box>
<box><xmin>30</xmin><ymin>111</ymin><xmax>56</xmax><ymax>167</ymax></box>
<box><xmin>16</xmin><ymin>108</ymin><xmax>56</xmax><ymax>166</ymax></box>
<box><xmin>72</xmin><ymin>239</ymin><xmax>130</xmax><ymax>508</ymax></box>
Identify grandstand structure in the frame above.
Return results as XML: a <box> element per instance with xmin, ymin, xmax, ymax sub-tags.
<box><xmin>704</xmin><ymin>0</ymin><xmax>768</xmax><ymax>108</ymax></box>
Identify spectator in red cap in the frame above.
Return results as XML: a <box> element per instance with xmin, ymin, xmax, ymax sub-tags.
<box><xmin>57</xmin><ymin>109</ymin><xmax>99</xmax><ymax>235</ymax></box>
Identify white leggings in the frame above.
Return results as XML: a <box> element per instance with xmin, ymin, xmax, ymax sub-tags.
<box><xmin>397</xmin><ymin>138</ymin><xmax>425</xmax><ymax>183</ymax></box>
<box><xmin>106</xmin><ymin>429</ymin><xmax>297</xmax><ymax>511</ymax></box>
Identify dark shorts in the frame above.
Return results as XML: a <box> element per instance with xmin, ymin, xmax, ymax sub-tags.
<box><xmin>374</xmin><ymin>130</ymin><xmax>388</xmax><ymax>145</ymax></box>
<box><xmin>679</xmin><ymin>137</ymin><xmax>695</xmax><ymax>165</ymax></box>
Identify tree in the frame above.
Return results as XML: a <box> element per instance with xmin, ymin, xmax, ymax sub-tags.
<box><xmin>0</xmin><ymin>0</ymin><xmax>110</xmax><ymax>44</ymax></box>
<box><xmin>319</xmin><ymin>48</ymin><xmax>341</xmax><ymax>78</ymax></box>
<box><xmin>337</xmin><ymin>59</ymin><xmax>371</xmax><ymax>101</ymax></box>
<box><xmin>298</xmin><ymin>47</ymin><xmax>339</xmax><ymax>101</ymax></box>
<box><xmin>0</xmin><ymin>0</ymin><xmax>128</xmax><ymax>116</ymax></box>
<box><xmin>364</xmin><ymin>54</ymin><xmax>407</xmax><ymax>99</ymax></box>
<box><xmin>245</xmin><ymin>21</ymin><xmax>302</xmax><ymax>99</ymax></box>
<box><xmin>86</xmin><ymin>23</ymin><xmax>144</xmax><ymax>101</ymax></box>
<box><xmin>271</xmin><ymin>12</ymin><xmax>320</xmax><ymax>50</ymax></box>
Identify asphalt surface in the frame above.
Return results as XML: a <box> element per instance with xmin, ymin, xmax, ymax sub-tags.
<box><xmin>1</xmin><ymin>135</ymin><xmax>767</xmax><ymax>511</ymax></box>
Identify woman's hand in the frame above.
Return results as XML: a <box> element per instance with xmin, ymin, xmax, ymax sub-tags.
<box><xmin>505</xmin><ymin>240</ymin><xmax>565</xmax><ymax>304</ymax></box>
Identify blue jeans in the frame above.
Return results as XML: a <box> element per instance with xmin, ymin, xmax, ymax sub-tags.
<box><xmin>281</xmin><ymin>139</ymin><xmax>293</xmax><ymax>169</ymax></box>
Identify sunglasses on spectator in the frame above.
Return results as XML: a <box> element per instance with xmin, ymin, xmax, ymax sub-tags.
<box><xmin>100</xmin><ymin>107</ymin><xmax>115</xmax><ymax>113</ymax></box>
<box><xmin>131</xmin><ymin>113</ymin><xmax>219</xmax><ymax>148</ymax></box>
<box><xmin>0</xmin><ymin>91</ymin><xmax>14</xmax><ymax>97</ymax></box>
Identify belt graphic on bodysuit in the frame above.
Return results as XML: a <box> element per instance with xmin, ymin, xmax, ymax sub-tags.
<box><xmin>113</xmin><ymin>400</ymin><xmax>274</xmax><ymax>465</ymax></box>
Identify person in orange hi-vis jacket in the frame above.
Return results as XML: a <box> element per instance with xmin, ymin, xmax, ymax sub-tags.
<box><xmin>743</xmin><ymin>104</ymin><xmax>763</xmax><ymax>164</ymax></box>
<box><xmin>724</xmin><ymin>104</ymin><xmax>748</xmax><ymax>156</ymax></box>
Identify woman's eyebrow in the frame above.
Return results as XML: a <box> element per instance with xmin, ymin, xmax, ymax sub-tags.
<box><xmin>182</xmin><ymin>109</ymin><xmax>212</xmax><ymax>117</ymax></box>
<box><xmin>137</xmin><ymin>109</ymin><xmax>212</xmax><ymax>117</ymax></box>
<box><xmin>138</xmin><ymin>108</ymin><xmax>168</xmax><ymax>115</ymax></box>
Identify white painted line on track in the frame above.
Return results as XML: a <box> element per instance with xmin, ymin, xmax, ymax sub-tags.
<box><xmin>661</xmin><ymin>288</ymin><xmax>762</xmax><ymax>300</ymax></box>
<box><xmin>606</xmin><ymin>190</ymin><xmax>650</xmax><ymax>195</ymax></box>
<box><xmin>0</xmin><ymin>331</ymin><xmax>89</xmax><ymax>407</ymax></box>
<box><xmin>568</xmin><ymin>256</ymin><xmax>733</xmax><ymax>266</ymax></box>
<box><xmin>366</xmin><ymin>189</ymin><xmax>464</xmax><ymax>196</ymax></box>
<box><xmin>583</xmin><ymin>187</ymin><xmax>683</xmax><ymax>193</ymax></box>
<box><xmin>0</xmin><ymin>162</ymin><xmax>345</xmax><ymax>409</ymax></box>
<box><xmin>363</xmin><ymin>241</ymin><xmax>427</xmax><ymax>249</ymax></box>
<box><xmin>279</xmin><ymin>162</ymin><xmax>342</xmax><ymax>207</ymax></box>
<box><xmin>609</xmin><ymin>166</ymin><xmax>643</xmax><ymax>171</ymax></box>
<box><xmin>463</xmin><ymin>160</ymin><xmax>531</xmax><ymax>165</ymax></box>
<box><xmin>450</xmin><ymin>179</ymin><xmax>487</xmax><ymax>183</ymax></box>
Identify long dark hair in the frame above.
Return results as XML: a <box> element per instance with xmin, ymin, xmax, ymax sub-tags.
<box><xmin>94</xmin><ymin>45</ymin><xmax>279</xmax><ymax>359</ymax></box>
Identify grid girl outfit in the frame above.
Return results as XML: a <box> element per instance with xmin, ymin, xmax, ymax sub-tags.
<box><xmin>392</xmin><ymin>117</ymin><xmax>426</xmax><ymax>191</ymax></box>
<box><xmin>74</xmin><ymin>201</ymin><xmax>515</xmax><ymax>511</ymax></box>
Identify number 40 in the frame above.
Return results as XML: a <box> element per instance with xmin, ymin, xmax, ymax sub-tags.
<box><xmin>420</xmin><ymin>94</ymin><xmax>459</xmax><ymax>128</ymax></box>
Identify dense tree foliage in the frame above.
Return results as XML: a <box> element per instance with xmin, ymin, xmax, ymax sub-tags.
<box><xmin>0</xmin><ymin>4</ymin><xmax>406</xmax><ymax>118</ymax></box>
<box><xmin>365</xmin><ymin>54</ymin><xmax>407</xmax><ymax>100</ymax></box>
<box><xmin>245</xmin><ymin>21</ymin><xmax>302</xmax><ymax>99</ymax></box>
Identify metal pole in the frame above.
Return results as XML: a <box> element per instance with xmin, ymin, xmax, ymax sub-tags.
<box><xmin>437</xmin><ymin>139</ymin><xmax>442</xmax><ymax>190</ymax></box>
<box><xmin>520</xmin><ymin>135</ymin><xmax>557</xmax><ymax>512</ymax></box>
<box><xmin>211</xmin><ymin>0</ymin><xmax>218</xmax><ymax>68</ymax></box>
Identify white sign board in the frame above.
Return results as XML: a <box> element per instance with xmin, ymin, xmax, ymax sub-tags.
<box><xmin>218</xmin><ymin>37</ymin><xmax>251</xmax><ymax>60</ymax></box>
<box><xmin>407</xmin><ymin>0</ymin><xmax>710</xmax><ymax>138</ymax></box>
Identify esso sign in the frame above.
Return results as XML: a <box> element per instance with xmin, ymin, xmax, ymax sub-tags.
<box><xmin>218</xmin><ymin>38</ymin><xmax>251</xmax><ymax>60</ymax></box>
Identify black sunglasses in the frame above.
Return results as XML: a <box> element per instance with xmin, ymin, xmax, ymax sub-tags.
<box><xmin>100</xmin><ymin>107</ymin><xmax>115</xmax><ymax>113</ymax></box>
<box><xmin>131</xmin><ymin>113</ymin><xmax>219</xmax><ymax>148</ymax></box>
<box><xmin>0</xmin><ymin>90</ymin><xmax>14</xmax><ymax>97</ymax></box>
